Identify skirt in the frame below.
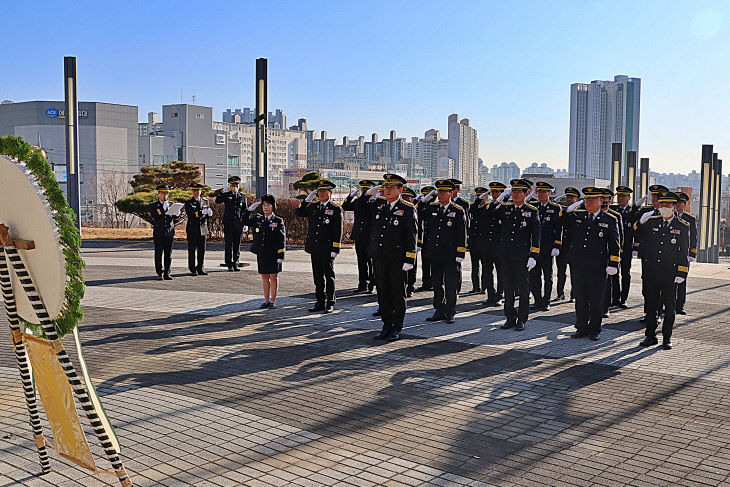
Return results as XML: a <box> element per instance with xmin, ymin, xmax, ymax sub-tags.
<box><xmin>257</xmin><ymin>254</ymin><xmax>282</xmax><ymax>274</ymax></box>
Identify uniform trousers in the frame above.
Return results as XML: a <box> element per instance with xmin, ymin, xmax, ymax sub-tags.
<box><xmin>374</xmin><ymin>259</ymin><xmax>407</xmax><ymax>333</ymax></box>
<box><xmin>486</xmin><ymin>247</ymin><xmax>503</xmax><ymax>300</ymax></box>
<box><xmin>529</xmin><ymin>254</ymin><xmax>553</xmax><ymax>306</ymax></box>
<box><xmin>187</xmin><ymin>234</ymin><xmax>206</xmax><ymax>272</ymax></box>
<box><xmin>556</xmin><ymin>252</ymin><xmax>573</xmax><ymax>298</ymax></box>
<box><xmin>407</xmin><ymin>256</ymin><xmax>417</xmax><ymax>291</ymax></box>
<box><xmin>431</xmin><ymin>259</ymin><xmax>460</xmax><ymax>317</ymax></box>
<box><xmin>644</xmin><ymin>266</ymin><xmax>678</xmax><ymax>340</ymax></box>
<box><xmin>573</xmin><ymin>264</ymin><xmax>607</xmax><ymax>336</ymax></box>
<box><xmin>619</xmin><ymin>251</ymin><xmax>633</xmax><ymax>303</ymax></box>
<box><xmin>355</xmin><ymin>238</ymin><xmax>373</xmax><ymax>287</ymax></box>
<box><xmin>224</xmin><ymin>225</ymin><xmax>243</xmax><ymax>267</ymax></box>
<box><xmin>420</xmin><ymin>255</ymin><xmax>432</xmax><ymax>289</ymax></box>
<box><xmin>311</xmin><ymin>253</ymin><xmax>336</xmax><ymax>306</ymax></box>
<box><xmin>502</xmin><ymin>254</ymin><xmax>530</xmax><ymax>323</ymax></box>
<box><xmin>675</xmin><ymin>266</ymin><xmax>689</xmax><ymax>311</ymax></box>
<box><xmin>469</xmin><ymin>245</ymin><xmax>488</xmax><ymax>291</ymax></box>
<box><xmin>153</xmin><ymin>232</ymin><xmax>174</xmax><ymax>276</ymax></box>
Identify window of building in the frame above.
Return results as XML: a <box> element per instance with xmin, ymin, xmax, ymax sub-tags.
<box><xmin>228</xmin><ymin>156</ymin><xmax>240</xmax><ymax>167</ymax></box>
<box><xmin>196</xmin><ymin>113</ymin><xmax>204</xmax><ymax>119</ymax></box>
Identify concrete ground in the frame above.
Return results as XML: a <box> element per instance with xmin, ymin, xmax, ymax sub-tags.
<box><xmin>2</xmin><ymin>241</ymin><xmax>730</xmax><ymax>486</ymax></box>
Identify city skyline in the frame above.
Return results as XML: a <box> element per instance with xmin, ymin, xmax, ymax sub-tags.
<box><xmin>2</xmin><ymin>1</ymin><xmax>728</xmax><ymax>173</ymax></box>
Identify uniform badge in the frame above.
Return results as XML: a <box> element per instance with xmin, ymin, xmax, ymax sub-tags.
<box><xmin>394</xmin><ymin>210</ymin><xmax>404</xmax><ymax>216</ymax></box>
<box><xmin>545</xmin><ymin>216</ymin><xmax>551</xmax><ymax>221</ymax></box>
<box><xmin>522</xmin><ymin>221</ymin><xmax>527</xmax><ymax>227</ymax></box>
<box><xmin>255</xmin><ymin>228</ymin><xmax>260</xmax><ymax>233</ymax></box>
<box><xmin>599</xmin><ymin>222</ymin><xmax>608</xmax><ymax>228</ymax></box>
<box><xmin>157</xmin><ymin>209</ymin><xmax>162</xmax><ymax>215</ymax></box>
<box><xmin>325</xmin><ymin>218</ymin><xmax>330</xmax><ymax>224</ymax></box>
<box><xmin>447</xmin><ymin>212</ymin><xmax>456</xmax><ymax>217</ymax></box>
<box><xmin>376</xmin><ymin>214</ymin><xmax>380</xmax><ymax>219</ymax></box>
<box><xmin>447</xmin><ymin>221</ymin><xmax>452</xmax><ymax>227</ymax></box>
<box><xmin>270</xmin><ymin>223</ymin><xmax>278</xmax><ymax>228</ymax></box>
<box><xmin>325</xmin><ymin>209</ymin><xmax>334</xmax><ymax>215</ymax></box>
<box><xmin>522</xmin><ymin>211</ymin><xmax>531</xmax><ymax>217</ymax></box>
<box><xmin>393</xmin><ymin>219</ymin><xmax>399</xmax><ymax>226</ymax></box>
<box><xmin>599</xmin><ymin>231</ymin><xmax>604</xmax><ymax>237</ymax></box>
<box><xmin>671</xmin><ymin>238</ymin><xmax>676</xmax><ymax>244</ymax></box>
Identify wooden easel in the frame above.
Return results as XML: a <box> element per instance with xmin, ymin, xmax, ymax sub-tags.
<box><xmin>0</xmin><ymin>224</ymin><xmax>133</xmax><ymax>486</ymax></box>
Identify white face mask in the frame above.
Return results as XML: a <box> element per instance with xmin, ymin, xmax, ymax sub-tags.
<box><xmin>659</xmin><ymin>207</ymin><xmax>674</xmax><ymax>218</ymax></box>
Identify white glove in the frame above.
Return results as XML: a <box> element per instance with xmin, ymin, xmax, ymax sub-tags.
<box><xmin>422</xmin><ymin>189</ymin><xmax>437</xmax><ymax>202</ymax></box>
<box><xmin>203</xmin><ymin>208</ymin><xmax>213</xmax><ymax>216</ymax></box>
<box><xmin>416</xmin><ymin>246</ymin><xmax>421</xmax><ymax>253</ymax></box>
<box><xmin>305</xmin><ymin>190</ymin><xmax>317</xmax><ymax>203</ymax></box>
<box><xmin>674</xmin><ymin>276</ymin><xmax>685</xmax><ymax>284</ymax></box>
<box><xmin>551</xmin><ymin>248</ymin><xmax>559</xmax><ymax>257</ymax></box>
<box><xmin>365</xmin><ymin>185</ymin><xmax>382</xmax><ymax>196</ymax></box>
<box><xmin>636</xmin><ymin>194</ymin><xmax>648</xmax><ymax>206</ymax></box>
<box><xmin>330</xmin><ymin>252</ymin><xmax>338</xmax><ymax>259</ymax></box>
<box><xmin>277</xmin><ymin>259</ymin><xmax>283</xmax><ymax>264</ymax></box>
<box><xmin>456</xmin><ymin>257</ymin><xmax>464</xmax><ymax>263</ymax></box>
<box><xmin>632</xmin><ymin>250</ymin><xmax>638</xmax><ymax>258</ymax></box>
<box><xmin>349</xmin><ymin>189</ymin><xmax>359</xmax><ymax>198</ymax></box>
<box><xmin>567</xmin><ymin>199</ymin><xmax>583</xmax><ymax>212</ymax></box>
<box><xmin>479</xmin><ymin>192</ymin><xmax>489</xmax><ymax>200</ymax></box>
<box><xmin>496</xmin><ymin>189</ymin><xmax>511</xmax><ymax>203</ymax></box>
<box><xmin>247</xmin><ymin>201</ymin><xmax>261</xmax><ymax>211</ymax></box>
<box><xmin>606</xmin><ymin>266</ymin><xmax>618</xmax><ymax>276</ymax></box>
<box><xmin>527</xmin><ymin>257</ymin><xmax>536</xmax><ymax>271</ymax></box>
<box><xmin>242</xmin><ymin>225</ymin><xmax>249</xmax><ymax>232</ymax></box>
<box><xmin>639</xmin><ymin>211</ymin><xmax>652</xmax><ymax>224</ymax></box>
<box><xmin>402</xmin><ymin>263</ymin><xmax>413</xmax><ymax>271</ymax></box>
<box><xmin>688</xmin><ymin>256</ymin><xmax>695</xmax><ymax>263</ymax></box>
<box><xmin>415</xmin><ymin>195</ymin><xmax>423</xmax><ymax>203</ymax></box>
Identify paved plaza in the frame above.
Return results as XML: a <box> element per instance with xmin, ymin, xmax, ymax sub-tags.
<box><xmin>2</xmin><ymin>241</ymin><xmax>730</xmax><ymax>487</ymax></box>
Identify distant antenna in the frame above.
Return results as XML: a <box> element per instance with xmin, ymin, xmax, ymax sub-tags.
<box><xmin>180</xmin><ymin>88</ymin><xmax>183</xmax><ymax>103</ymax></box>
<box><xmin>191</xmin><ymin>95</ymin><xmax>196</xmax><ymax>104</ymax></box>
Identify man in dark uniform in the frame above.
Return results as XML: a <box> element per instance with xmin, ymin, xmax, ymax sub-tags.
<box><xmin>449</xmin><ymin>179</ymin><xmax>469</xmax><ymax>295</ymax></box>
<box><xmin>477</xmin><ymin>182</ymin><xmax>506</xmax><ymax>306</ymax></box>
<box><xmin>600</xmin><ymin>188</ymin><xmax>623</xmax><ymax>317</ymax></box>
<box><xmin>184</xmin><ymin>183</ymin><xmax>212</xmax><ymax>276</ymax></box>
<box><xmin>555</xmin><ymin>187</ymin><xmax>580</xmax><ymax>302</ymax></box>
<box><xmin>416</xmin><ymin>185</ymin><xmax>436</xmax><ymax>291</ymax></box>
<box><xmin>487</xmin><ymin>179</ymin><xmax>541</xmax><ymax>331</ymax></box>
<box><xmin>215</xmin><ymin>176</ymin><xmax>246</xmax><ymax>271</ymax></box>
<box><xmin>675</xmin><ymin>192</ymin><xmax>697</xmax><ymax>315</ymax></box>
<box><xmin>149</xmin><ymin>185</ymin><xmax>177</xmax><ymax>280</ymax></box>
<box><xmin>370</xmin><ymin>174</ymin><xmax>418</xmax><ymax>341</ymax></box>
<box><xmin>637</xmin><ymin>184</ymin><xmax>669</xmax><ymax>322</ymax></box>
<box><xmin>423</xmin><ymin>179</ymin><xmax>467</xmax><ymax>324</ymax></box>
<box><xmin>467</xmin><ymin>186</ymin><xmax>489</xmax><ymax>294</ymax></box>
<box><xmin>401</xmin><ymin>186</ymin><xmax>418</xmax><ymax>297</ymax></box>
<box><xmin>342</xmin><ymin>179</ymin><xmax>376</xmax><ymax>293</ymax></box>
<box><xmin>635</xmin><ymin>191</ymin><xmax>689</xmax><ymax>349</ymax></box>
<box><xmin>529</xmin><ymin>181</ymin><xmax>563</xmax><ymax>311</ymax></box>
<box><xmin>295</xmin><ymin>178</ymin><xmax>343</xmax><ymax>313</ymax></box>
<box><xmin>611</xmin><ymin>186</ymin><xmax>641</xmax><ymax>307</ymax></box>
<box><xmin>564</xmin><ymin>187</ymin><xmax>620</xmax><ymax>340</ymax></box>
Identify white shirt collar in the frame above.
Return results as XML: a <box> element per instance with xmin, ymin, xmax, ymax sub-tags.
<box><xmin>389</xmin><ymin>197</ymin><xmax>400</xmax><ymax>209</ymax></box>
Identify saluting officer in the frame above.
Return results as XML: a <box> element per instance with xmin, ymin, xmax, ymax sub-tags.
<box><xmin>423</xmin><ymin>179</ymin><xmax>467</xmax><ymax>324</ymax></box>
<box><xmin>555</xmin><ymin>187</ymin><xmax>580</xmax><ymax>302</ymax></box>
<box><xmin>634</xmin><ymin>191</ymin><xmax>689</xmax><ymax>350</ymax></box>
<box><xmin>417</xmin><ymin>185</ymin><xmax>436</xmax><ymax>291</ymax></box>
<box><xmin>184</xmin><ymin>183</ymin><xmax>212</xmax><ymax>276</ymax></box>
<box><xmin>215</xmin><ymin>176</ymin><xmax>246</xmax><ymax>271</ymax></box>
<box><xmin>675</xmin><ymin>192</ymin><xmax>697</xmax><ymax>315</ymax></box>
<box><xmin>637</xmin><ymin>184</ymin><xmax>669</xmax><ymax>323</ymax></box>
<box><xmin>467</xmin><ymin>186</ymin><xmax>490</xmax><ymax>294</ymax></box>
<box><xmin>529</xmin><ymin>181</ymin><xmax>563</xmax><ymax>311</ymax></box>
<box><xmin>296</xmin><ymin>179</ymin><xmax>343</xmax><ymax>313</ymax></box>
<box><xmin>449</xmin><ymin>178</ymin><xmax>469</xmax><ymax>294</ymax></box>
<box><xmin>342</xmin><ymin>179</ymin><xmax>376</xmax><ymax>293</ymax></box>
<box><xmin>610</xmin><ymin>186</ymin><xmax>644</xmax><ymax>307</ymax></box>
<box><xmin>599</xmin><ymin>188</ymin><xmax>623</xmax><ymax>317</ymax></box>
<box><xmin>488</xmin><ymin>179</ymin><xmax>541</xmax><ymax>331</ymax></box>
<box><xmin>401</xmin><ymin>186</ymin><xmax>419</xmax><ymax>297</ymax></box>
<box><xmin>477</xmin><ymin>182</ymin><xmax>506</xmax><ymax>306</ymax></box>
<box><xmin>150</xmin><ymin>185</ymin><xmax>177</xmax><ymax>280</ymax></box>
<box><xmin>565</xmin><ymin>187</ymin><xmax>620</xmax><ymax>341</ymax></box>
<box><xmin>369</xmin><ymin>174</ymin><xmax>418</xmax><ymax>341</ymax></box>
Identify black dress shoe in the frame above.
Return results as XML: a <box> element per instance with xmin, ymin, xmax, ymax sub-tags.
<box><xmin>639</xmin><ymin>315</ymin><xmax>648</xmax><ymax>323</ymax></box>
<box><xmin>639</xmin><ymin>336</ymin><xmax>659</xmax><ymax>347</ymax></box>
<box><xmin>540</xmin><ymin>304</ymin><xmax>551</xmax><ymax>312</ymax></box>
<box><xmin>676</xmin><ymin>309</ymin><xmax>686</xmax><ymax>315</ymax></box>
<box><xmin>308</xmin><ymin>305</ymin><xmax>325</xmax><ymax>312</ymax></box>
<box><xmin>468</xmin><ymin>288</ymin><xmax>481</xmax><ymax>294</ymax></box>
<box><xmin>268</xmin><ymin>303</ymin><xmax>277</xmax><ymax>309</ymax></box>
<box><xmin>662</xmin><ymin>340</ymin><xmax>673</xmax><ymax>350</ymax></box>
<box><xmin>367</xmin><ymin>284</ymin><xmax>375</xmax><ymax>294</ymax></box>
<box><xmin>426</xmin><ymin>313</ymin><xmax>445</xmax><ymax>322</ymax></box>
<box><xmin>445</xmin><ymin>316</ymin><xmax>455</xmax><ymax>324</ymax></box>
<box><xmin>157</xmin><ymin>274</ymin><xmax>164</xmax><ymax>281</ymax></box>
<box><xmin>568</xmin><ymin>298</ymin><xmax>574</xmax><ymax>303</ymax></box>
<box><xmin>418</xmin><ymin>286</ymin><xmax>433</xmax><ymax>291</ymax></box>
<box><xmin>373</xmin><ymin>331</ymin><xmax>388</xmax><ymax>340</ymax></box>
<box><xmin>602</xmin><ymin>311</ymin><xmax>610</xmax><ymax>318</ymax></box>
<box><xmin>500</xmin><ymin>320</ymin><xmax>516</xmax><ymax>330</ymax></box>
<box><xmin>324</xmin><ymin>305</ymin><xmax>334</xmax><ymax>313</ymax></box>
<box><xmin>232</xmin><ymin>266</ymin><xmax>240</xmax><ymax>272</ymax></box>
<box><xmin>197</xmin><ymin>270</ymin><xmax>208</xmax><ymax>276</ymax></box>
<box><xmin>571</xmin><ymin>331</ymin><xmax>589</xmax><ymax>339</ymax></box>
<box><xmin>354</xmin><ymin>285</ymin><xmax>368</xmax><ymax>294</ymax></box>
<box><xmin>227</xmin><ymin>267</ymin><xmax>234</xmax><ymax>272</ymax></box>
<box><xmin>589</xmin><ymin>333</ymin><xmax>600</xmax><ymax>341</ymax></box>
<box><xmin>552</xmin><ymin>295</ymin><xmax>565</xmax><ymax>302</ymax></box>
<box><xmin>386</xmin><ymin>332</ymin><xmax>401</xmax><ymax>341</ymax></box>
<box><xmin>618</xmin><ymin>302</ymin><xmax>628</xmax><ymax>309</ymax></box>
<box><xmin>190</xmin><ymin>271</ymin><xmax>198</xmax><ymax>276</ymax></box>
<box><xmin>163</xmin><ymin>274</ymin><xmax>173</xmax><ymax>280</ymax></box>
<box><xmin>372</xmin><ymin>309</ymin><xmax>382</xmax><ymax>317</ymax></box>
<box><xmin>406</xmin><ymin>291</ymin><xmax>414</xmax><ymax>298</ymax></box>
<box><xmin>515</xmin><ymin>320</ymin><xmax>526</xmax><ymax>331</ymax></box>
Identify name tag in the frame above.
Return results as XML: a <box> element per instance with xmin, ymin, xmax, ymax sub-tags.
<box><xmin>670</xmin><ymin>229</ymin><xmax>680</xmax><ymax>234</ymax></box>
<box><xmin>447</xmin><ymin>212</ymin><xmax>456</xmax><ymax>218</ymax></box>
<box><xmin>270</xmin><ymin>223</ymin><xmax>278</xmax><ymax>228</ymax></box>
<box><xmin>325</xmin><ymin>209</ymin><xmax>334</xmax><ymax>215</ymax></box>
<box><xmin>547</xmin><ymin>209</ymin><xmax>554</xmax><ymax>213</ymax></box>
<box><xmin>599</xmin><ymin>222</ymin><xmax>608</xmax><ymax>228</ymax></box>
<box><xmin>522</xmin><ymin>211</ymin><xmax>531</xmax><ymax>217</ymax></box>
<box><xmin>393</xmin><ymin>210</ymin><xmax>404</xmax><ymax>216</ymax></box>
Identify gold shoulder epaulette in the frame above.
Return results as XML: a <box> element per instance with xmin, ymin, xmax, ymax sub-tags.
<box><xmin>451</xmin><ymin>203</ymin><xmax>464</xmax><ymax>212</ymax></box>
<box><xmin>524</xmin><ymin>203</ymin><xmax>537</xmax><ymax>210</ymax></box>
<box><xmin>677</xmin><ymin>217</ymin><xmax>690</xmax><ymax>227</ymax></box>
<box><xmin>400</xmin><ymin>200</ymin><xmax>414</xmax><ymax>207</ymax></box>
<box><xmin>330</xmin><ymin>201</ymin><xmax>341</xmax><ymax>207</ymax></box>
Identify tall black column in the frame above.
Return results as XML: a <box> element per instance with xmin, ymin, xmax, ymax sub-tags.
<box><xmin>698</xmin><ymin>145</ymin><xmax>713</xmax><ymax>262</ymax></box>
<box><xmin>64</xmin><ymin>56</ymin><xmax>81</xmax><ymax>231</ymax></box>
<box><xmin>255</xmin><ymin>58</ymin><xmax>268</xmax><ymax>198</ymax></box>
<box><xmin>639</xmin><ymin>157</ymin><xmax>650</xmax><ymax>203</ymax></box>
<box><xmin>611</xmin><ymin>143</ymin><xmax>622</xmax><ymax>192</ymax></box>
<box><xmin>626</xmin><ymin>151</ymin><xmax>637</xmax><ymax>204</ymax></box>
<box><xmin>711</xmin><ymin>155</ymin><xmax>722</xmax><ymax>263</ymax></box>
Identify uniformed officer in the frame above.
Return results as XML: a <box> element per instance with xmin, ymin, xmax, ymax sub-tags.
<box><xmin>637</xmin><ymin>184</ymin><xmax>669</xmax><ymax>323</ymax></box>
<box><xmin>529</xmin><ymin>181</ymin><xmax>563</xmax><ymax>311</ymax></box>
<box><xmin>423</xmin><ymin>179</ymin><xmax>467</xmax><ymax>324</ymax></box>
<box><xmin>369</xmin><ymin>174</ymin><xmax>418</xmax><ymax>341</ymax></box>
<box><xmin>342</xmin><ymin>179</ymin><xmax>376</xmax><ymax>293</ymax></box>
<box><xmin>416</xmin><ymin>185</ymin><xmax>436</xmax><ymax>291</ymax></box>
<box><xmin>467</xmin><ymin>186</ymin><xmax>489</xmax><ymax>294</ymax></box>
<box><xmin>488</xmin><ymin>179</ymin><xmax>541</xmax><ymax>331</ymax></box>
<box><xmin>600</xmin><ymin>188</ymin><xmax>622</xmax><ymax>317</ymax></box>
<box><xmin>563</xmin><ymin>187</ymin><xmax>620</xmax><ymax>340</ymax></box>
<box><xmin>401</xmin><ymin>186</ymin><xmax>419</xmax><ymax>297</ymax></box>
<box><xmin>675</xmin><ymin>192</ymin><xmax>697</xmax><ymax>315</ymax></box>
<box><xmin>149</xmin><ymin>185</ymin><xmax>177</xmax><ymax>280</ymax></box>
<box><xmin>449</xmin><ymin>179</ymin><xmax>469</xmax><ymax>294</ymax></box>
<box><xmin>295</xmin><ymin>179</ymin><xmax>343</xmax><ymax>313</ymax></box>
<box><xmin>243</xmin><ymin>194</ymin><xmax>286</xmax><ymax>309</ymax></box>
<box><xmin>184</xmin><ymin>183</ymin><xmax>212</xmax><ymax>276</ymax></box>
<box><xmin>634</xmin><ymin>191</ymin><xmax>689</xmax><ymax>349</ymax></box>
<box><xmin>610</xmin><ymin>186</ymin><xmax>644</xmax><ymax>307</ymax></box>
<box><xmin>477</xmin><ymin>182</ymin><xmax>506</xmax><ymax>306</ymax></box>
<box><xmin>555</xmin><ymin>187</ymin><xmax>580</xmax><ymax>302</ymax></box>
<box><xmin>215</xmin><ymin>176</ymin><xmax>246</xmax><ymax>271</ymax></box>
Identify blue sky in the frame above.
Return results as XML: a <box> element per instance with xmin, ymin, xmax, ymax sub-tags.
<box><xmin>3</xmin><ymin>1</ymin><xmax>728</xmax><ymax>173</ymax></box>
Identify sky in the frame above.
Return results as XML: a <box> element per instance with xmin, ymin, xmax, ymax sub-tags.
<box><xmin>2</xmin><ymin>0</ymin><xmax>729</xmax><ymax>173</ymax></box>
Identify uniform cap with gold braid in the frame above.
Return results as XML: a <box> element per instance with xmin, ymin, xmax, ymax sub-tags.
<box><xmin>316</xmin><ymin>178</ymin><xmax>336</xmax><ymax>191</ymax></box>
<box><xmin>601</xmin><ymin>187</ymin><xmax>614</xmax><ymax>197</ymax></box>
<box><xmin>657</xmin><ymin>190</ymin><xmax>679</xmax><ymax>203</ymax></box>
<box><xmin>447</xmin><ymin>178</ymin><xmax>462</xmax><ymax>188</ymax></box>
<box><xmin>435</xmin><ymin>179</ymin><xmax>456</xmax><ymax>191</ymax></box>
<box><xmin>677</xmin><ymin>192</ymin><xmax>690</xmax><ymax>202</ymax></box>
<box><xmin>564</xmin><ymin>187</ymin><xmax>580</xmax><ymax>198</ymax></box>
<box><xmin>420</xmin><ymin>185</ymin><xmax>436</xmax><ymax>194</ymax></box>
<box><xmin>382</xmin><ymin>173</ymin><xmax>407</xmax><ymax>186</ymax></box>
<box><xmin>227</xmin><ymin>175</ymin><xmax>241</xmax><ymax>184</ymax></box>
<box><xmin>510</xmin><ymin>178</ymin><xmax>530</xmax><ymax>191</ymax></box>
<box><xmin>615</xmin><ymin>185</ymin><xmax>633</xmax><ymax>195</ymax></box>
<box><xmin>535</xmin><ymin>181</ymin><xmax>554</xmax><ymax>191</ymax></box>
<box><xmin>302</xmin><ymin>171</ymin><xmax>321</xmax><ymax>182</ymax></box>
<box><xmin>649</xmin><ymin>184</ymin><xmax>669</xmax><ymax>194</ymax></box>
<box><xmin>582</xmin><ymin>187</ymin><xmax>603</xmax><ymax>198</ymax></box>
<box><xmin>358</xmin><ymin>179</ymin><xmax>376</xmax><ymax>188</ymax></box>
<box><xmin>189</xmin><ymin>183</ymin><xmax>204</xmax><ymax>189</ymax></box>
<box><xmin>156</xmin><ymin>184</ymin><xmax>171</xmax><ymax>192</ymax></box>
<box><xmin>474</xmin><ymin>186</ymin><xmax>488</xmax><ymax>195</ymax></box>
<box><xmin>401</xmin><ymin>186</ymin><xmax>416</xmax><ymax>198</ymax></box>
<box><xmin>488</xmin><ymin>181</ymin><xmax>507</xmax><ymax>191</ymax></box>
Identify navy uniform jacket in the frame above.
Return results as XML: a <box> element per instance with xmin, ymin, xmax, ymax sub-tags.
<box><xmin>565</xmin><ymin>210</ymin><xmax>620</xmax><ymax>270</ymax></box>
<box><xmin>455</xmin><ymin>195</ymin><xmax>470</xmax><ymax>243</ymax></box>
<box><xmin>416</xmin><ymin>198</ymin><xmax>432</xmax><ymax>249</ymax></box>
<box><xmin>215</xmin><ymin>191</ymin><xmax>245</xmax><ymax>230</ymax></box>
<box><xmin>611</xmin><ymin>203</ymin><xmax>640</xmax><ymax>255</ymax></box>
<box><xmin>422</xmin><ymin>201</ymin><xmax>467</xmax><ymax>263</ymax></box>
<box><xmin>634</xmin><ymin>207</ymin><xmax>659</xmax><ymax>256</ymax></box>
<box><xmin>677</xmin><ymin>212</ymin><xmax>698</xmax><ymax>259</ymax></box>
<box><xmin>535</xmin><ymin>201</ymin><xmax>564</xmax><ymax>254</ymax></box>
<box><xmin>149</xmin><ymin>201</ymin><xmax>176</xmax><ymax>238</ymax></box>
<box><xmin>184</xmin><ymin>198</ymin><xmax>210</xmax><ymax>238</ymax></box>
<box><xmin>295</xmin><ymin>199</ymin><xmax>343</xmax><ymax>257</ymax></box>
<box><xmin>468</xmin><ymin>199</ymin><xmax>501</xmax><ymax>251</ymax></box>
<box><xmin>605</xmin><ymin>207</ymin><xmax>624</xmax><ymax>248</ymax></box>
<box><xmin>634</xmin><ymin>215</ymin><xmax>690</xmax><ymax>280</ymax></box>
<box><xmin>342</xmin><ymin>192</ymin><xmax>371</xmax><ymax>243</ymax></box>
<box><xmin>368</xmin><ymin>197</ymin><xmax>418</xmax><ymax>266</ymax></box>
<box><xmin>489</xmin><ymin>202</ymin><xmax>541</xmax><ymax>262</ymax></box>
<box><xmin>243</xmin><ymin>211</ymin><xmax>286</xmax><ymax>260</ymax></box>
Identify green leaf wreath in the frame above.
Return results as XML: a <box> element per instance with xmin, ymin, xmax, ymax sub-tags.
<box><xmin>0</xmin><ymin>135</ymin><xmax>85</xmax><ymax>338</ymax></box>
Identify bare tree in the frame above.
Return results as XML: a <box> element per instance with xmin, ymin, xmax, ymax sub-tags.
<box><xmin>96</xmin><ymin>169</ymin><xmax>138</xmax><ymax>228</ymax></box>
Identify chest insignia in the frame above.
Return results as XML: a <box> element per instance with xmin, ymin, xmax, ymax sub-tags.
<box><xmin>522</xmin><ymin>211</ymin><xmax>531</xmax><ymax>217</ymax></box>
<box><xmin>324</xmin><ymin>218</ymin><xmax>330</xmax><ymax>224</ymax></box>
<box><xmin>447</xmin><ymin>212</ymin><xmax>456</xmax><ymax>218</ymax></box>
<box><xmin>393</xmin><ymin>219</ymin><xmax>399</xmax><ymax>226</ymax></box>
<box><xmin>671</xmin><ymin>238</ymin><xmax>677</xmax><ymax>244</ymax></box>
<box><xmin>393</xmin><ymin>209</ymin><xmax>404</xmax><ymax>216</ymax></box>
<box><xmin>599</xmin><ymin>222</ymin><xmax>608</xmax><ymax>228</ymax></box>
<box><xmin>447</xmin><ymin>220</ymin><xmax>452</xmax><ymax>227</ymax></box>
<box><xmin>325</xmin><ymin>209</ymin><xmax>334</xmax><ymax>215</ymax></box>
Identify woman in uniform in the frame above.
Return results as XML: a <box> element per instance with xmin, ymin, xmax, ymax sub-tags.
<box><xmin>243</xmin><ymin>194</ymin><xmax>286</xmax><ymax>308</ymax></box>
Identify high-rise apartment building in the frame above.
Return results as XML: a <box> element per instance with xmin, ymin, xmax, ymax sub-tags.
<box><xmin>490</xmin><ymin>162</ymin><xmax>521</xmax><ymax>184</ymax></box>
<box><xmin>447</xmin><ymin>114</ymin><xmax>479</xmax><ymax>187</ymax></box>
<box><xmin>569</xmin><ymin>75</ymin><xmax>641</xmax><ymax>180</ymax></box>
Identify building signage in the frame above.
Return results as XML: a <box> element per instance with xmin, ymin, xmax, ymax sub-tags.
<box><xmin>46</xmin><ymin>109</ymin><xmax>88</xmax><ymax>119</ymax></box>
<box><xmin>215</xmin><ymin>133</ymin><xmax>225</xmax><ymax>145</ymax></box>
<box><xmin>327</xmin><ymin>172</ymin><xmax>351</xmax><ymax>179</ymax></box>
<box><xmin>46</xmin><ymin>109</ymin><xmax>58</xmax><ymax>117</ymax></box>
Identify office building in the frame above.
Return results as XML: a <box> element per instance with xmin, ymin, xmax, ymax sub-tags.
<box><xmin>522</xmin><ymin>162</ymin><xmax>555</xmax><ymax>176</ymax></box>
<box><xmin>490</xmin><ymin>162</ymin><xmax>521</xmax><ymax>184</ymax></box>
<box><xmin>447</xmin><ymin>114</ymin><xmax>479</xmax><ymax>187</ymax></box>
